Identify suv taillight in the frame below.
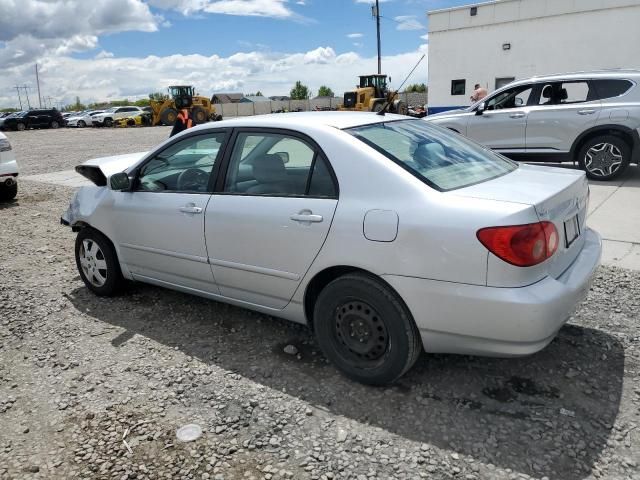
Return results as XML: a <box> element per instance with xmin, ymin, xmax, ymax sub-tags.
<box><xmin>477</xmin><ymin>221</ymin><xmax>558</xmax><ymax>267</ymax></box>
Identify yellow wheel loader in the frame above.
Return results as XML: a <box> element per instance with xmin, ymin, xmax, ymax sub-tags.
<box><xmin>339</xmin><ymin>75</ymin><xmax>407</xmax><ymax>115</ymax></box>
<box><xmin>150</xmin><ymin>86</ymin><xmax>222</xmax><ymax>126</ymax></box>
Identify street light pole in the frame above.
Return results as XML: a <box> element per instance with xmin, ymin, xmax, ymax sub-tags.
<box><xmin>374</xmin><ymin>0</ymin><xmax>381</xmax><ymax>74</ymax></box>
<box><xmin>35</xmin><ymin>64</ymin><xmax>42</xmax><ymax>108</ymax></box>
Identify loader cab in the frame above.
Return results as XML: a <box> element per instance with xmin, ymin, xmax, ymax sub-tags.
<box><xmin>168</xmin><ymin>85</ymin><xmax>194</xmax><ymax>109</ymax></box>
<box><xmin>359</xmin><ymin>75</ymin><xmax>388</xmax><ymax>98</ymax></box>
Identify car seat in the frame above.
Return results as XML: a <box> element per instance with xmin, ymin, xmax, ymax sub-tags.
<box><xmin>246</xmin><ymin>154</ymin><xmax>291</xmax><ymax>194</ymax></box>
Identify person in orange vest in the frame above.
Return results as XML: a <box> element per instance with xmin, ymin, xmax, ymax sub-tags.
<box><xmin>170</xmin><ymin>108</ymin><xmax>195</xmax><ymax>137</ymax></box>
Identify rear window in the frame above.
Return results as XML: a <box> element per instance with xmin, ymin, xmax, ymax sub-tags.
<box><xmin>592</xmin><ymin>79</ymin><xmax>634</xmax><ymax>100</ymax></box>
<box><xmin>347</xmin><ymin>119</ymin><xmax>517</xmax><ymax>191</ymax></box>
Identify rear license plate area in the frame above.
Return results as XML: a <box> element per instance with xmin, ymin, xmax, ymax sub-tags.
<box><xmin>564</xmin><ymin>214</ymin><xmax>580</xmax><ymax>247</ymax></box>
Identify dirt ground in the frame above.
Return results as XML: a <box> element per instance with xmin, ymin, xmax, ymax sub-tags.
<box><xmin>0</xmin><ymin>127</ymin><xmax>639</xmax><ymax>480</ymax></box>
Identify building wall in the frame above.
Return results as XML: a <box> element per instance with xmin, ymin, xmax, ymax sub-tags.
<box><xmin>427</xmin><ymin>0</ymin><xmax>640</xmax><ymax>111</ymax></box>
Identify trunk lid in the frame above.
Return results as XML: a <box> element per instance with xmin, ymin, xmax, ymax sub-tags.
<box><xmin>452</xmin><ymin>164</ymin><xmax>590</xmax><ymax>280</ymax></box>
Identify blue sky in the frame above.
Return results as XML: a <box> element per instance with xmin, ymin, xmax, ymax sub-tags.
<box><xmin>0</xmin><ymin>0</ymin><xmax>473</xmax><ymax>108</ymax></box>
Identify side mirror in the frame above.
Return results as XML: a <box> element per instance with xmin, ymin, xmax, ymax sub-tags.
<box><xmin>274</xmin><ymin>151</ymin><xmax>290</xmax><ymax>164</ymax></box>
<box><xmin>475</xmin><ymin>102</ymin><xmax>486</xmax><ymax>115</ymax></box>
<box><xmin>515</xmin><ymin>97</ymin><xmax>524</xmax><ymax>106</ymax></box>
<box><xmin>109</xmin><ymin>172</ymin><xmax>131</xmax><ymax>191</ymax></box>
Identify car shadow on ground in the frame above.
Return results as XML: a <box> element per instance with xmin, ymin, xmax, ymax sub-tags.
<box><xmin>0</xmin><ymin>199</ymin><xmax>19</xmax><ymax>210</ymax></box>
<box><xmin>67</xmin><ymin>284</ymin><xmax>624</xmax><ymax>480</ymax></box>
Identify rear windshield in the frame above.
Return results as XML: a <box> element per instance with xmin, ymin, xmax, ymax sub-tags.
<box><xmin>347</xmin><ymin>119</ymin><xmax>517</xmax><ymax>191</ymax></box>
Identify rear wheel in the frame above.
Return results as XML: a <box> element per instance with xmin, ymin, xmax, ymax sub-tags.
<box><xmin>0</xmin><ymin>182</ymin><xmax>17</xmax><ymax>201</ymax></box>
<box><xmin>313</xmin><ymin>273</ymin><xmax>422</xmax><ymax>385</ymax></box>
<box><xmin>160</xmin><ymin>108</ymin><xmax>177</xmax><ymax>126</ymax></box>
<box><xmin>372</xmin><ymin>102</ymin><xmax>385</xmax><ymax>113</ymax></box>
<box><xmin>104</xmin><ymin>118</ymin><xmax>113</xmax><ymax>128</ymax></box>
<box><xmin>16</xmin><ymin>122</ymin><xmax>26</xmax><ymax>131</ymax></box>
<box><xmin>50</xmin><ymin>120</ymin><xmax>60</xmax><ymax>129</ymax></box>
<box><xmin>393</xmin><ymin>101</ymin><xmax>408</xmax><ymax>115</ymax></box>
<box><xmin>578</xmin><ymin>135</ymin><xmax>630</xmax><ymax>181</ymax></box>
<box><xmin>78</xmin><ymin>120</ymin><xmax>86</xmax><ymax>128</ymax></box>
<box><xmin>75</xmin><ymin>228</ymin><xmax>124</xmax><ymax>296</ymax></box>
<box><xmin>191</xmin><ymin>106</ymin><xmax>207</xmax><ymax>124</ymax></box>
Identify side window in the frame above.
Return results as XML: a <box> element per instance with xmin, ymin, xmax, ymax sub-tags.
<box><xmin>451</xmin><ymin>79</ymin><xmax>466</xmax><ymax>96</ymax></box>
<box><xmin>485</xmin><ymin>85</ymin><xmax>533</xmax><ymax>110</ymax></box>
<box><xmin>538</xmin><ymin>81</ymin><xmax>590</xmax><ymax>105</ymax></box>
<box><xmin>224</xmin><ymin>132</ymin><xmax>336</xmax><ymax>197</ymax></box>
<box><xmin>137</xmin><ymin>132</ymin><xmax>225</xmax><ymax>193</ymax></box>
<box><xmin>592</xmin><ymin>79</ymin><xmax>634</xmax><ymax>100</ymax></box>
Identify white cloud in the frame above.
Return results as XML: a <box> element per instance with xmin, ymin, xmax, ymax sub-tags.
<box><xmin>147</xmin><ymin>0</ymin><xmax>296</xmax><ymax>18</ymax></box>
<box><xmin>394</xmin><ymin>15</ymin><xmax>425</xmax><ymax>31</ymax></box>
<box><xmin>347</xmin><ymin>33</ymin><xmax>363</xmax><ymax>38</ymax></box>
<box><xmin>0</xmin><ymin>46</ymin><xmax>428</xmax><ymax>108</ymax></box>
<box><xmin>95</xmin><ymin>50</ymin><xmax>115</xmax><ymax>59</ymax></box>
<box><xmin>421</xmin><ymin>33</ymin><xmax>429</xmax><ymax>41</ymax></box>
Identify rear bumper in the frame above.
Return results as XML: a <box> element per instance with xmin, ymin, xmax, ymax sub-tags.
<box><xmin>383</xmin><ymin>228</ymin><xmax>602</xmax><ymax>357</ymax></box>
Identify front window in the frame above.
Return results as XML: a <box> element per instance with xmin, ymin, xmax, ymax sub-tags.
<box><xmin>485</xmin><ymin>85</ymin><xmax>533</xmax><ymax>110</ymax></box>
<box><xmin>347</xmin><ymin>120</ymin><xmax>517</xmax><ymax>191</ymax></box>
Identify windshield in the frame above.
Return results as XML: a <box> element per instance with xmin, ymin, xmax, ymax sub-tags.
<box><xmin>347</xmin><ymin>119</ymin><xmax>517</xmax><ymax>191</ymax></box>
<box><xmin>104</xmin><ymin>107</ymin><xmax>117</xmax><ymax>113</ymax></box>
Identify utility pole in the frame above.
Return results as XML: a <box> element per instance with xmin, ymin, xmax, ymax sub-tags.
<box><xmin>372</xmin><ymin>0</ymin><xmax>382</xmax><ymax>74</ymax></box>
<box><xmin>14</xmin><ymin>86</ymin><xmax>23</xmax><ymax>110</ymax></box>
<box><xmin>35</xmin><ymin>64</ymin><xmax>42</xmax><ymax>108</ymax></box>
<box><xmin>23</xmin><ymin>85</ymin><xmax>31</xmax><ymax>109</ymax></box>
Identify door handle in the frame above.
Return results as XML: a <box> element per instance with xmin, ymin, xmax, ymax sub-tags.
<box><xmin>290</xmin><ymin>212</ymin><xmax>323</xmax><ymax>223</ymax></box>
<box><xmin>179</xmin><ymin>203</ymin><xmax>203</xmax><ymax>214</ymax></box>
<box><xmin>578</xmin><ymin>109</ymin><xmax>596</xmax><ymax>115</ymax></box>
<box><xmin>509</xmin><ymin>112</ymin><xmax>526</xmax><ymax>119</ymax></box>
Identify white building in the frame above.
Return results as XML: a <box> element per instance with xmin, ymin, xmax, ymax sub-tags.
<box><xmin>427</xmin><ymin>0</ymin><xmax>640</xmax><ymax>113</ymax></box>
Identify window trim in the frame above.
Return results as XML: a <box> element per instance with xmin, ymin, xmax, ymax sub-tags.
<box><xmin>214</xmin><ymin>127</ymin><xmax>339</xmax><ymax>199</ymax></box>
<box><xmin>132</xmin><ymin>129</ymin><xmax>231</xmax><ymax>194</ymax></box>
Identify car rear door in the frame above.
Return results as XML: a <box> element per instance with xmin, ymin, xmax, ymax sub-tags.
<box><xmin>525</xmin><ymin>80</ymin><xmax>602</xmax><ymax>154</ymax></box>
<box><xmin>205</xmin><ymin>129</ymin><xmax>339</xmax><ymax>309</ymax></box>
<box><xmin>109</xmin><ymin>130</ymin><xmax>228</xmax><ymax>293</ymax></box>
<box><xmin>466</xmin><ymin>84</ymin><xmax>534</xmax><ymax>152</ymax></box>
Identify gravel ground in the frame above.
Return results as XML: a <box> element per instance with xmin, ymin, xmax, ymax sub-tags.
<box><xmin>1</xmin><ymin>128</ymin><xmax>639</xmax><ymax>480</ymax></box>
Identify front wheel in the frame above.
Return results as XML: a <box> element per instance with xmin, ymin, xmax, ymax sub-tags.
<box><xmin>578</xmin><ymin>135</ymin><xmax>630</xmax><ymax>181</ymax></box>
<box><xmin>0</xmin><ymin>181</ymin><xmax>17</xmax><ymax>201</ymax></box>
<box><xmin>104</xmin><ymin>118</ymin><xmax>113</xmax><ymax>128</ymax></box>
<box><xmin>16</xmin><ymin>122</ymin><xmax>26</xmax><ymax>131</ymax></box>
<box><xmin>313</xmin><ymin>273</ymin><xmax>422</xmax><ymax>385</ymax></box>
<box><xmin>75</xmin><ymin>228</ymin><xmax>124</xmax><ymax>296</ymax></box>
<box><xmin>51</xmin><ymin>120</ymin><xmax>60</xmax><ymax>129</ymax></box>
<box><xmin>78</xmin><ymin>120</ymin><xmax>86</xmax><ymax>128</ymax></box>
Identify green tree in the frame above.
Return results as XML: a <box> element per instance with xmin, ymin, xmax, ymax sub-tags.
<box><xmin>149</xmin><ymin>92</ymin><xmax>170</xmax><ymax>102</ymax></box>
<box><xmin>135</xmin><ymin>98</ymin><xmax>151</xmax><ymax>107</ymax></box>
<box><xmin>317</xmin><ymin>86</ymin><xmax>334</xmax><ymax>97</ymax></box>
<box><xmin>404</xmin><ymin>83</ymin><xmax>427</xmax><ymax>93</ymax></box>
<box><xmin>255</xmin><ymin>90</ymin><xmax>263</xmax><ymax>96</ymax></box>
<box><xmin>0</xmin><ymin>107</ymin><xmax>19</xmax><ymax>113</ymax></box>
<box><xmin>289</xmin><ymin>81</ymin><xmax>310</xmax><ymax>100</ymax></box>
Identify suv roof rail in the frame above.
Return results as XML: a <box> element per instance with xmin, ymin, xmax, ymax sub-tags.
<box><xmin>529</xmin><ymin>69</ymin><xmax>640</xmax><ymax>79</ymax></box>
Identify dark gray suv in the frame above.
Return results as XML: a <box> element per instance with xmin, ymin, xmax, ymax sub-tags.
<box><xmin>1</xmin><ymin>109</ymin><xmax>65</xmax><ymax>131</ymax></box>
<box><xmin>426</xmin><ymin>71</ymin><xmax>640</xmax><ymax>180</ymax></box>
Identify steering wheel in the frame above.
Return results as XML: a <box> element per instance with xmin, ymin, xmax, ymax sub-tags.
<box><xmin>177</xmin><ymin>168</ymin><xmax>208</xmax><ymax>191</ymax></box>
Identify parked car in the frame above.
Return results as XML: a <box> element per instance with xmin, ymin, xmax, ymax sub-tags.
<box><xmin>114</xmin><ymin>111</ymin><xmax>152</xmax><ymax>128</ymax></box>
<box><xmin>62</xmin><ymin>112</ymin><xmax>601</xmax><ymax>385</ymax></box>
<box><xmin>1</xmin><ymin>109</ymin><xmax>65</xmax><ymax>131</ymax></box>
<box><xmin>0</xmin><ymin>131</ymin><xmax>18</xmax><ymax>200</ymax></box>
<box><xmin>92</xmin><ymin>106</ymin><xmax>144</xmax><ymax>127</ymax></box>
<box><xmin>425</xmin><ymin>70</ymin><xmax>640</xmax><ymax>180</ymax></box>
<box><xmin>0</xmin><ymin>112</ymin><xmax>21</xmax><ymax>130</ymax></box>
<box><xmin>66</xmin><ymin>110</ymin><xmax>105</xmax><ymax>128</ymax></box>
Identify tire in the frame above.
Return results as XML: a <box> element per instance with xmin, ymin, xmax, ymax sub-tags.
<box><xmin>192</xmin><ymin>106</ymin><xmax>207</xmax><ymax>124</ymax></box>
<box><xmin>393</xmin><ymin>101</ymin><xmax>408</xmax><ymax>116</ymax></box>
<box><xmin>578</xmin><ymin>135</ymin><xmax>631</xmax><ymax>181</ymax></box>
<box><xmin>313</xmin><ymin>273</ymin><xmax>422</xmax><ymax>385</ymax></box>
<box><xmin>372</xmin><ymin>102</ymin><xmax>385</xmax><ymax>113</ymax></box>
<box><xmin>75</xmin><ymin>228</ymin><xmax>124</xmax><ymax>297</ymax></box>
<box><xmin>51</xmin><ymin>120</ymin><xmax>60</xmax><ymax>129</ymax></box>
<box><xmin>104</xmin><ymin>118</ymin><xmax>113</xmax><ymax>128</ymax></box>
<box><xmin>0</xmin><ymin>182</ymin><xmax>17</xmax><ymax>201</ymax></box>
<box><xmin>78</xmin><ymin>120</ymin><xmax>86</xmax><ymax>128</ymax></box>
<box><xmin>160</xmin><ymin>108</ymin><xmax>177</xmax><ymax>126</ymax></box>
<box><xmin>214</xmin><ymin>114</ymin><xmax>223</xmax><ymax>122</ymax></box>
<box><xmin>16</xmin><ymin>122</ymin><xmax>26</xmax><ymax>131</ymax></box>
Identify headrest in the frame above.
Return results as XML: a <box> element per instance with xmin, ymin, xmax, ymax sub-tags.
<box><xmin>542</xmin><ymin>85</ymin><xmax>553</xmax><ymax>99</ymax></box>
<box><xmin>559</xmin><ymin>88</ymin><xmax>568</xmax><ymax>100</ymax></box>
<box><xmin>252</xmin><ymin>154</ymin><xmax>286</xmax><ymax>183</ymax></box>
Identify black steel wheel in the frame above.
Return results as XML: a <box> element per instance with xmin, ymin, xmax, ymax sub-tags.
<box><xmin>0</xmin><ymin>181</ymin><xmax>17</xmax><ymax>201</ymax></box>
<box><xmin>313</xmin><ymin>273</ymin><xmax>422</xmax><ymax>385</ymax></box>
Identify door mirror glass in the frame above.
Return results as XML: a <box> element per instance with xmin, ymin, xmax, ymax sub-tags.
<box><xmin>273</xmin><ymin>151</ymin><xmax>290</xmax><ymax>164</ymax></box>
<box><xmin>476</xmin><ymin>102</ymin><xmax>486</xmax><ymax>115</ymax></box>
<box><xmin>110</xmin><ymin>172</ymin><xmax>131</xmax><ymax>191</ymax></box>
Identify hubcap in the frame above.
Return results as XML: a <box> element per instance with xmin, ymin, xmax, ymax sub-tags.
<box><xmin>79</xmin><ymin>239</ymin><xmax>108</xmax><ymax>287</ymax></box>
<box><xmin>584</xmin><ymin>142</ymin><xmax>623</xmax><ymax>177</ymax></box>
<box><xmin>334</xmin><ymin>300</ymin><xmax>388</xmax><ymax>363</ymax></box>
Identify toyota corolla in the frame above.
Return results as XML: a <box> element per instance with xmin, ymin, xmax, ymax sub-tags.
<box><xmin>61</xmin><ymin>112</ymin><xmax>601</xmax><ymax>385</ymax></box>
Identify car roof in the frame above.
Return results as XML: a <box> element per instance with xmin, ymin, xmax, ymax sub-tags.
<box><xmin>510</xmin><ymin>69</ymin><xmax>640</xmax><ymax>86</ymax></box>
<box><xmin>192</xmin><ymin>111</ymin><xmax>408</xmax><ymax>132</ymax></box>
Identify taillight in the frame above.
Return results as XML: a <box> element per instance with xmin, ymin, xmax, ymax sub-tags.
<box><xmin>477</xmin><ymin>221</ymin><xmax>558</xmax><ymax>267</ymax></box>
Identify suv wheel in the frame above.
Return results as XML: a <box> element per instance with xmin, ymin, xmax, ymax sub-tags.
<box><xmin>313</xmin><ymin>273</ymin><xmax>422</xmax><ymax>385</ymax></box>
<box><xmin>51</xmin><ymin>120</ymin><xmax>60</xmax><ymax>129</ymax></box>
<box><xmin>75</xmin><ymin>228</ymin><xmax>124</xmax><ymax>296</ymax></box>
<box><xmin>0</xmin><ymin>181</ymin><xmax>18</xmax><ymax>201</ymax></box>
<box><xmin>578</xmin><ymin>135</ymin><xmax>630</xmax><ymax>181</ymax></box>
<box><xmin>78</xmin><ymin>120</ymin><xmax>86</xmax><ymax>128</ymax></box>
<box><xmin>16</xmin><ymin>122</ymin><xmax>26</xmax><ymax>131</ymax></box>
<box><xmin>104</xmin><ymin>118</ymin><xmax>114</xmax><ymax>128</ymax></box>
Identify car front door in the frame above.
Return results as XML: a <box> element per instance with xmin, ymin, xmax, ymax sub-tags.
<box><xmin>205</xmin><ymin>129</ymin><xmax>339</xmax><ymax>309</ymax></box>
<box><xmin>466</xmin><ymin>84</ymin><xmax>534</xmax><ymax>152</ymax></box>
<box><xmin>110</xmin><ymin>130</ymin><xmax>228</xmax><ymax>293</ymax></box>
<box><xmin>525</xmin><ymin>80</ymin><xmax>602</xmax><ymax>154</ymax></box>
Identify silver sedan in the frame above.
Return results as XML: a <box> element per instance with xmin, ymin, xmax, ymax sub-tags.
<box><xmin>62</xmin><ymin>112</ymin><xmax>601</xmax><ymax>385</ymax></box>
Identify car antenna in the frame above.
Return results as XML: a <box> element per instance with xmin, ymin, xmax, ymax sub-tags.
<box><xmin>377</xmin><ymin>54</ymin><xmax>426</xmax><ymax>116</ymax></box>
